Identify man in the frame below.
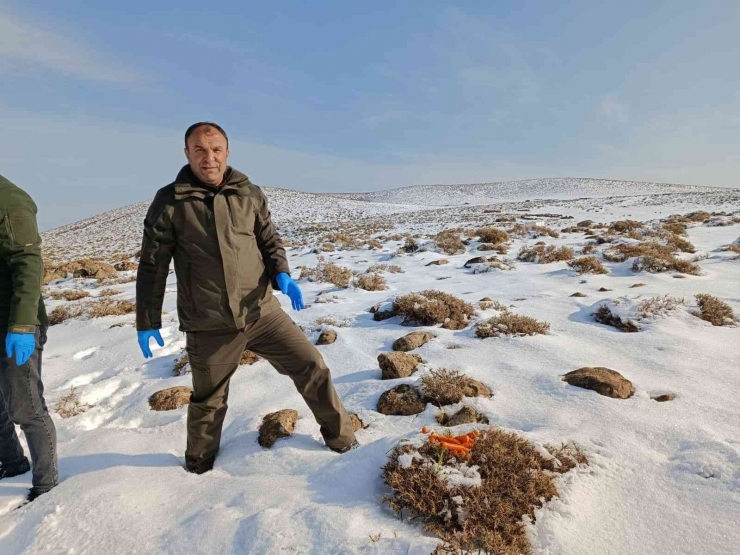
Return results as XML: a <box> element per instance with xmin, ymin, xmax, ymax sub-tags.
<box><xmin>0</xmin><ymin>173</ymin><xmax>57</xmax><ymax>502</ymax></box>
<box><xmin>136</xmin><ymin>122</ymin><xmax>357</xmax><ymax>474</ymax></box>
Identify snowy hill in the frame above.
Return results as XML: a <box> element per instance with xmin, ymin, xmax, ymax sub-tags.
<box><xmin>332</xmin><ymin>177</ymin><xmax>727</xmax><ymax>206</ymax></box>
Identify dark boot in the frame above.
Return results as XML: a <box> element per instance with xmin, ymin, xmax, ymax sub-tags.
<box><xmin>0</xmin><ymin>457</ymin><xmax>31</xmax><ymax>479</ymax></box>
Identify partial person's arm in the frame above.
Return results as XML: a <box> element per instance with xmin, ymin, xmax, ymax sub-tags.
<box><xmin>254</xmin><ymin>188</ymin><xmax>290</xmax><ymax>289</ymax></box>
<box><xmin>136</xmin><ymin>189</ymin><xmax>175</xmax><ymax>332</ymax></box>
<box><xmin>1</xmin><ymin>202</ymin><xmax>43</xmax><ymax>334</ymax></box>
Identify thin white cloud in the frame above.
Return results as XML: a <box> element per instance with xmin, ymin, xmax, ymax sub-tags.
<box><xmin>600</xmin><ymin>96</ymin><xmax>628</xmax><ymax>122</ymax></box>
<box><xmin>0</xmin><ymin>11</ymin><xmax>138</xmax><ymax>82</ymax></box>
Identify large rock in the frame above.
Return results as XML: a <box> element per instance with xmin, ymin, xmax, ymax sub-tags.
<box><xmin>461</xmin><ymin>378</ymin><xmax>493</xmax><ymax>399</ymax></box>
<box><xmin>377</xmin><ymin>384</ymin><xmax>426</xmax><ymax>415</ymax></box>
<box><xmin>258</xmin><ymin>409</ymin><xmax>299</xmax><ymax>448</ymax></box>
<box><xmin>425</xmin><ymin>259</ymin><xmax>449</xmax><ymax>266</ymax></box>
<box><xmin>463</xmin><ymin>256</ymin><xmax>488</xmax><ymax>268</ymax></box>
<box><xmin>392</xmin><ymin>331</ymin><xmax>435</xmax><ymax>352</ymax></box>
<box><xmin>562</xmin><ymin>367</ymin><xmax>635</xmax><ymax>399</ymax></box>
<box><xmin>439</xmin><ymin>406</ymin><xmax>490</xmax><ymax>427</ymax></box>
<box><xmin>317</xmin><ymin>330</ymin><xmax>337</xmax><ymax>345</ymax></box>
<box><xmin>148</xmin><ymin>386</ymin><xmax>192</xmax><ymax>411</ymax></box>
<box><xmin>378</xmin><ymin>352</ymin><xmax>423</xmax><ymax>379</ymax></box>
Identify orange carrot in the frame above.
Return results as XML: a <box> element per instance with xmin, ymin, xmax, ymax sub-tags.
<box><xmin>421</xmin><ymin>426</ymin><xmax>429</xmax><ymax>434</ymax></box>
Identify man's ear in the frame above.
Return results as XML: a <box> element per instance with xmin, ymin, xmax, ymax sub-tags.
<box><xmin>184</xmin><ymin>147</ymin><xmax>190</xmax><ymax>161</ymax></box>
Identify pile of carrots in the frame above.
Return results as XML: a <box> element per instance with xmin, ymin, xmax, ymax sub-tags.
<box><xmin>421</xmin><ymin>427</ymin><xmax>480</xmax><ymax>457</ymax></box>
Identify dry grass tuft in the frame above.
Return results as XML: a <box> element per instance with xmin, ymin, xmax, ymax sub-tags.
<box><xmin>434</xmin><ymin>230</ymin><xmax>466</xmax><ymax>255</ymax></box>
<box><xmin>636</xmin><ymin>295</ymin><xmax>685</xmax><ymax>318</ymax></box>
<box><xmin>567</xmin><ymin>256</ymin><xmax>609</xmax><ymax>275</ymax></box>
<box><xmin>518</xmin><ymin>244</ymin><xmax>574</xmax><ymax>263</ymax></box>
<box><xmin>382</xmin><ymin>428</ymin><xmax>587</xmax><ymax>555</ymax></box>
<box><xmin>49</xmin><ymin>289</ymin><xmax>90</xmax><ymax>301</ymax></box>
<box><xmin>530</xmin><ymin>225</ymin><xmax>560</xmax><ymax>238</ymax></box>
<box><xmin>421</xmin><ymin>368</ymin><xmax>478</xmax><ymax>406</ymax></box>
<box><xmin>299</xmin><ymin>256</ymin><xmax>353</xmax><ymax>288</ymax></box>
<box><xmin>632</xmin><ymin>255</ymin><xmax>700</xmax><ymax>275</ymax></box>
<box><xmin>475</xmin><ymin>312</ymin><xmax>550</xmax><ymax>338</ymax></box>
<box><xmin>610</xmin><ymin>220</ymin><xmax>644</xmax><ymax>233</ymax></box>
<box><xmin>593</xmin><ymin>304</ymin><xmax>639</xmax><ymax>332</ymax></box>
<box><xmin>355</xmin><ymin>273</ymin><xmax>388</xmax><ymax>291</ymax></box>
<box><xmin>477</xmin><ymin>227</ymin><xmax>510</xmax><ymax>244</ymax></box>
<box><xmin>661</xmin><ymin>222</ymin><xmax>687</xmax><ymax>235</ymax></box>
<box><xmin>479</xmin><ymin>299</ymin><xmax>510</xmax><ymax>311</ymax></box>
<box><xmin>173</xmin><ymin>353</ymin><xmax>190</xmax><ymax>376</ymax></box>
<box><xmin>684</xmin><ymin>211</ymin><xmax>711</xmax><ymax>222</ymax></box>
<box><xmin>98</xmin><ymin>288</ymin><xmax>123</xmax><ymax>297</ymax></box>
<box><xmin>694</xmin><ymin>294</ymin><xmax>737</xmax><ymax>326</ymax></box>
<box><xmin>393</xmin><ymin>290</ymin><xmax>475</xmax><ymax>330</ymax></box>
<box><xmin>49</xmin><ymin>298</ymin><xmax>135</xmax><ymax>325</ymax></box>
<box><xmin>664</xmin><ymin>234</ymin><xmax>696</xmax><ymax>253</ymax></box>
<box><xmin>367</xmin><ymin>263</ymin><xmax>404</xmax><ymax>274</ymax></box>
<box><xmin>54</xmin><ymin>387</ymin><xmax>91</xmax><ymax>418</ymax></box>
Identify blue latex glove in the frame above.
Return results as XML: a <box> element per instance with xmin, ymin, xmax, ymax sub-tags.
<box><xmin>138</xmin><ymin>329</ymin><xmax>164</xmax><ymax>359</ymax></box>
<box><xmin>275</xmin><ymin>272</ymin><xmax>305</xmax><ymax>311</ymax></box>
<box><xmin>5</xmin><ymin>332</ymin><xmax>36</xmax><ymax>366</ymax></box>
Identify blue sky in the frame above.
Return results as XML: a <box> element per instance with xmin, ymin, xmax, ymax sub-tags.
<box><xmin>0</xmin><ymin>0</ymin><xmax>738</xmax><ymax>229</ymax></box>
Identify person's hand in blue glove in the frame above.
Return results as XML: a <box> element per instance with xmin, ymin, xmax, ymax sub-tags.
<box><xmin>5</xmin><ymin>332</ymin><xmax>36</xmax><ymax>366</ymax></box>
<box><xmin>276</xmin><ymin>272</ymin><xmax>305</xmax><ymax>311</ymax></box>
<box><xmin>138</xmin><ymin>329</ymin><xmax>164</xmax><ymax>358</ymax></box>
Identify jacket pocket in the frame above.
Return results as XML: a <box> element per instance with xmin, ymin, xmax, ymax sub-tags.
<box><xmin>5</xmin><ymin>213</ymin><xmax>40</xmax><ymax>246</ymax></box>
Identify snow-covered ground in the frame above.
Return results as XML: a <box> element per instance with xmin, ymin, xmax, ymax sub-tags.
<box><xmin>3</xmin><ymin>182</ymin><xmax>739</xmax><ymax>554</ymax></box>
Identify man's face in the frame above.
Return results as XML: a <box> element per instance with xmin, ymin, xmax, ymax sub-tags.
<box><xmin>184</xmin><ymin>127</ymin><xmax>230</xmax><ymax>186</ymax></box>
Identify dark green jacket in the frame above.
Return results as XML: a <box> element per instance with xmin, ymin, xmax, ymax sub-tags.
<box><xmin>0</xmin><ymin>174</ymin><xmax>48</xmax><ymax>333</ymax></box>
<box><xmin>136</xmin><ymin>166</ymin><xmax>290</xmax><ymax>332</ymax></box>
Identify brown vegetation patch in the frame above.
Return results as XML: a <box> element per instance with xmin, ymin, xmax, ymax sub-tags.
<box><xmin>694</xmin><ymin>294</ymin><xmax>737</xmax><ymax>326</ymax></box>
<box><xmin>636</xmin><ymin>295</ymin><xmax>685</xmax><ymax>318</ymax></box>
<box><xmin>383</xmin><ymin>429</ymin><xmax>587</xmax><ymax>555</ymax></box>
<box><xmin>367</xmin><ymin>263</ymin><xmax>404</xmax><ymax>274</ymax></box>
<box><xmin>517</xmin><ymin>244</ymin><xmax>574</xmax><ymax>263</ymax></box>
<box><xmin>393</xmin><ymin>290</ymin><xmax>475</xmax><ymax>330</ymax></box>
<box><xmin>355</xmin><ymin>273</ymin><xmax>388</xmax><ymax>291</ymax></box>
<box><xmin>434</xmin><ymin>230</ymin><xmax>466</xmax><ymax>255</ymax></box>
<box><xmin>299</xmin><ymin>256</ymin><xmax>353</xmax><ymax>288</ymax></box>
<box><xmin>475</xmin><ymin>313</ymin><xmax>550</xmax><ymax>338</ymax></box>
<box><xmin>49</xmin><ymin>298</ymin><xmax>135</xmax><ymax>325</ymax></box>
<box><xmin>55</xmin><ymin>387</ymin><xmax>92</xmax><ymax>418</ymax></box>
<box><xmin>609</xmin><ymin>220</ymin><xmax>644</xmax><ymax>233</ymax></box>
<box><xmin>567</xmin><ymin>256</ymin><xmax>608</xmax><ymax>275</ymax></box>
<box><xmin>49</xmin><ymin>289</ymin><xmax>90</xmax><ymax>301</ymax></box>
<box><xmin>476</xmin><ymin>227</ymin><xmax>510</xmax><ymax>244</ymax></box>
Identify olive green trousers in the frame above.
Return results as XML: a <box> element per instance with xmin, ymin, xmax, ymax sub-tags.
<box><xmin>184</xmin><ymin>308</ymin><xmax>355</xmax><ymax>473</ymax></box>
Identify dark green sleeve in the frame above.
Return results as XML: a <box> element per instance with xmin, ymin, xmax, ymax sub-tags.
<box><xmin>136</xmin><ymin>189</ymin><xmax>175</xmax><ymax>331</ymax></box>
<box><xmin>0</xmin><ymin>206</ymin><xmax>43</xmax><ymax>333</ymax></box>
<box><xmin>253</xmin><ymin>187</ymin><xmax>290</xmax><ymax>289</ymax></box>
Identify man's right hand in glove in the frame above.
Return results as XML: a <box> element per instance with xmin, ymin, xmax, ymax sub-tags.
<box><xmin>137</xmin><ymin>329</ymin><xmax>164</xmax><ymax>358</ymax></box>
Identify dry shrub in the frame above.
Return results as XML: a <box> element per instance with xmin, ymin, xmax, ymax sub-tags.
<box><xmin>100</xmin><ymin>275</ymin><xmax>137</xmax><ymax>286</ymax></box>
<box><xmin>477</xmin><ymin>243</ymin><xmax>508</xmax><ymax>254</ymax></box>
<box><xmin>434</xmin><ymin>230</ymin><xmax>466</xmax><ymax>255</ymax></box>
<box><xmin>307</xmin><ymin>316</ymin><xmax>353</xmax><ymax>330</ymax></box>
<box><xmin>581</xmin><ymin>243</ymin><xmax>597</xmax><ymax>255</ymax></box>
<box><xmin>479</xmin><ymin>300</ymin><xmax>510</xmax><ymax>311</ymax></box>
<box><xmin>383</xmin><ymin>429</ymin><xmax>587</xmax><ymax>555</ymax></box>
<box><xmin>684</xmin><ymin>211</ymin><xmax>711</xmax><ymax>222</ymax></box>
<box><xmin>394</xmin><ymin>290</ymin><xmax>475</xmax><ymax>330</ymax></box>
<box><xmin>603</xmin><ymin>242</ymin><xmax>674</xmax><ymax>262</ymax></box>
<box><xmin>49</xmin><ymin>289</ymin><xmax>90</xmax><ymax>301</ymax></box>
<box><xmin>694</xmin><ymin>294</ymin><xmax>737</xmax><ymax>326</ymax></box>
<box><xmin>593</xmin><ymin>304</ymin><xmax>639</xmax><ymax>332</ymax></box>
<box><xmin>632</xmin><ymin>255</ymin><xmax>700</xmax><ymax>275</ymax></box>
<box><xmin>475</xmin><ymin>312</ymin><xmax>550</xmax><ymax>338</ymax></box>
<box><xmin>98</xmin><ymin>288</ymin><xmax>123</xmax><ymax>297</ymax></box>
<box><xmin>477</xmin><ymin>227</ymin><xmax>510</xmax><ymax>244</ymax></box>
<box><xmin>367</xmin><ymin>239</ymin><xmax>383</xmax><ymax>249</ymax></box>
<box><xmin>173</xmin><ymin>354</ymin><xmax>190</xmax><ymax>376</ymax></box>
<box><xmin>300</xmin><ymin>256</ymin><xmax>353</xmax><ymax>288</ymax></box>
<box><xmin>530</xmin><ymin>225</ymin><xmax>559</xmax><ymax>238</ymax></box>
<box><xmin>401</xmin><ymin>237</ymin><xmax>420</xmax><ymax>253</ymax></box>
<box><xmin>567</xmin><ymin>256</ymin><xmax>608</xmax><ymax>275</ymax></box>
<box><xmin>662</xmin><ymin>222</ymin><xmax>687</xmax><ymax>235</ymax></box>
<box><xmin>355</xmin><ymin>273</ymin><xmax>387</xmax><ymax>291</ymax></box>
<box><xmin>665</xmin><ymin>234</ymin><xmax>695</xmax><ymax>253</ymax></box>
<box><xmin>49</xmin><ymin>298</ymin><xmax>135</xmax><ymax>325</ymax></box>
<box><xmin>610</xmin><ymin>220</ymin><xmax>644</xmax><ymax>233</ymax></box>
<box><xmin>320</xmin><ymin>242</ymin><xmax>336</xmax><ymax>252</ymax></box>
<box><xmin>637</xmin><ymin>295</ymin><xmax>685</xmax><ymax>318</ymax></box>
<box><xmin>517</xmin><ymin>244</ymin><xmax>574</xmax><ymax>263</ymax></box>
<box><xmin>367</xmin><ymin>263</ymin><xmax>404</xmax><ymax>274</ymax></box>
<box><xmin>55</xmin><ymin>388</ymin><xmax>91</xmax><ymax>418</ymax></box>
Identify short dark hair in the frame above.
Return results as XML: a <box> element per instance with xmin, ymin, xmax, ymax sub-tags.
<box><xmin>184</xmin><ymin>122</ymin><xmax>228</xmax><ymax>147</ymax></box>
